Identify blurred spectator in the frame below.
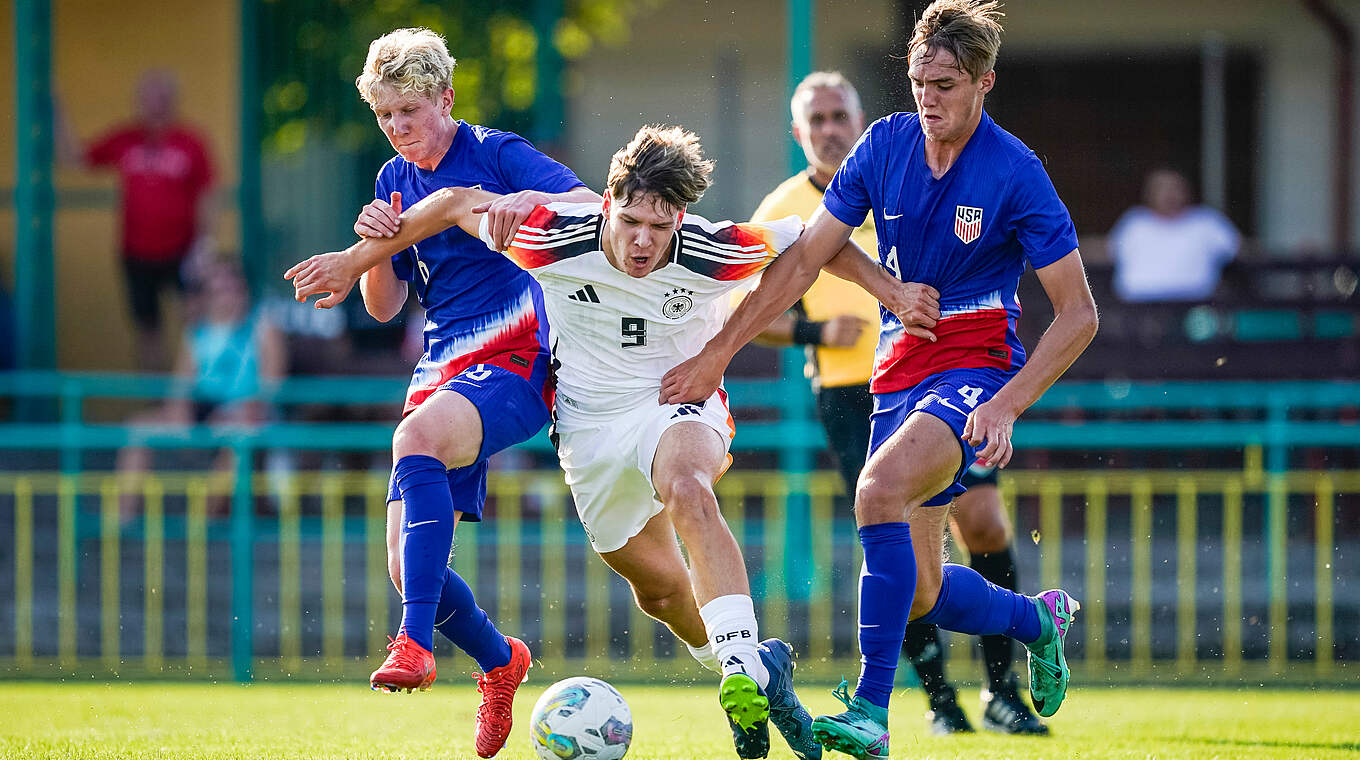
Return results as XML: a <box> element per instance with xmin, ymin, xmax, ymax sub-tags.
<box><xmin>749</xmin><ymin>70</ymin><xmax>879</xmax><ymax>495</ymax></box>
<box><xmin>1109</xmin><ymin>168</ymin><xmax>1239</xmax><ymax>302</ymax></box>
<box><xmin>58</xmin><ymin>70</ymin><xmax>216</xmax><ymax>369</ymax></box>
<box><xmin>116</xmin><ymin>262</ymin><xmax>285</xmax><ymax>517</ymax></box>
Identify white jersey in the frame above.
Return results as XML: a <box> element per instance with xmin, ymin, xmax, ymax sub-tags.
<box><xmin>480</xmin><ymin>202</ymin><xmax>802</xmax><ymax>429</ymax></box>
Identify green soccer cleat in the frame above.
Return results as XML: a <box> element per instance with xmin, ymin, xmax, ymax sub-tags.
<box><xmin>1025</xmin><ymin>589</ymin><xmax>1080</xmax><ymax>718</ymax></box>
<box><xmin>810</xmin><ymin>681</ymin><xmax>890</xmax><ymax>759</ymax></box>
<box><xmin>720</xmin><ymin>671</ymin><xmax>771</xmax><ymax>758</ymax></box>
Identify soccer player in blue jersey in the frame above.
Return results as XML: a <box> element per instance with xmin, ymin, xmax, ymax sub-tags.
<box><xmin>285</xmin><ymin>27</ymin><xmax>598</xmax><ymax>759</ymax></box>
<box><xmin>756</xmin><ymin>71</ymin><xmax>1049</xmax><ymax>737</ymax></box>
<box><xmin>661</xmin><ymin>2</ymin><xmax>1099</xmax><ymax>757</ymax></box>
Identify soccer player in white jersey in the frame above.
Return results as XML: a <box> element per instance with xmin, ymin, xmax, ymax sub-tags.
<box><xmin>289</xmin><ymin>124</ymin><xmax>940</xmax><ymax>760</ymax></box>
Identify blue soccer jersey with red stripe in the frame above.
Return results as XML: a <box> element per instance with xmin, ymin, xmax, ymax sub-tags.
<box><xmin>375</xmin><ymin>121</ymin><xmax>585</xmax><ymax>413</ymax></box>
<box><xmin>824</xmin><ymin>110</ymin><xmax>1078</xmax><ymax>394</ymax></box>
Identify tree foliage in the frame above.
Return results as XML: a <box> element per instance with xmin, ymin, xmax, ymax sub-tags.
<box><xmin>259</xmin><ymin>0</ymin><xmax>654</xmax><ymax>161</ymax></box>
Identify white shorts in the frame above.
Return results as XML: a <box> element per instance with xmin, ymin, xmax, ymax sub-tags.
<box><xmin>556</xmin><ymin>390</ymin><xmax>734</xmax><ymax>553</ymax></box>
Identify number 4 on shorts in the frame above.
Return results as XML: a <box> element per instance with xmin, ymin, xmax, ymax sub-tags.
<box><xmin>958</xmin><ymin>385</ymin><xmax>983</xmax><ymax>408</ymax></box>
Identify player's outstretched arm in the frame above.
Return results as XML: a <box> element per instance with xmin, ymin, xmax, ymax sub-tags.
<box><xmin>963</xmin><ymin>249</ymin><xmax>1098</xmax><ymax>468</ymax></box>
<box><xmin>821</xmin><ymin>237</ymin><xmax>941</xmax><ymax>341</ymax></box>
<box><xmin>658</xmin><ymin>206</ymin><xmax>853</xmax><ymax>404</ymax></box>
<box><xmin>393</xmin><ymin>185</ymin><xmax>500</xmax><ymax>243</ymax></box>
<box><xmin>478</xmin><ymin>186</ymin><xmax>601</xmax><ymax>252</ymax></box>
<box><xmin>752</xmin><ymin>311</ymin><xmax>868</xmax><ymax>348</ymax></box>
<box><xmin>285</xmin><ymin>186</ymin><xmax>501</xmax><ymax>309</ymax></box>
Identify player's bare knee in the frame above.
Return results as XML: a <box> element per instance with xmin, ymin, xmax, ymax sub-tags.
<box><xmin>855</xmin><ymin>474</ymin><xmax>910</xmax><ymax>523</ymax></box>
<box><xmin>659</xmin><ymin>475</ymin><xmax>717</xmax><ymax>516</ymax></box>
<box><xmin>391</xmin><ymin>417</ymin><xmax>444</xmax><ymax>463</ymax></box>
<box><xmin>392</xmin><ymin>416</ymin><xmax>476</xmax><ymax>468</ymax></box>
<box><xmin>667</xmin><ymin>500</ymin><xmax>723</xmax><ymax>546</ymax></box>
<box><xmin>634</xmin><ymin>585</ymin><xmax>689</xmax><ymax>623</ymax></box>
<box><xmin>963</xmin><ymin>520</ymin><xmax>1010</xmax><ymax>554</ymax></box>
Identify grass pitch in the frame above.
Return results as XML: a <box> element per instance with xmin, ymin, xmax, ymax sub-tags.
<box><xmin>2</xmin><ymin>681</ymin><xmax>1357</xmax><ymax>759</ymax></box>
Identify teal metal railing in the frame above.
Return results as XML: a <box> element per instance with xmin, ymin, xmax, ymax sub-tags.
<box><xmin>1</xmin><ymin>371</ymin><xmax>1357</xmax><ymax>681</ymax></box>
<box><xmin>6</xmin><ymin>467</ymin><xmax>1352</xmax><ymax>685</ymax></box>
<box><xmin>3</xmin><ymin>372</ymin><xmax>1358</xmax><ymax>456</ymax></box>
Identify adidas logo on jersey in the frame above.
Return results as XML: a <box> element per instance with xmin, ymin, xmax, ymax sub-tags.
<box><xmin>568</xmin><ymin>284</ymin><xmax>601</xmax><ymax>303</ymax></box>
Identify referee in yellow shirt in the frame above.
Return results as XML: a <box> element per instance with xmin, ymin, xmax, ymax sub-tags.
<box><xmin>752</xmin><ymin>72</ymin><xmax>1048</xmax><ymax>737</ymax></box>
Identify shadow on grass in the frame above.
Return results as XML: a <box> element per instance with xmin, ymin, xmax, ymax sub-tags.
<box><xmin>1175</xmin><ymin>737</ymin><xmax>1360</xmax><ymax>753</ymax></box>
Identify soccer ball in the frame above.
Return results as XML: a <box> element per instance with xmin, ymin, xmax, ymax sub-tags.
<box><xmin>529</xmin><ymin>676</ymin><xmax>633</xmax><ymax>760</ymax></box>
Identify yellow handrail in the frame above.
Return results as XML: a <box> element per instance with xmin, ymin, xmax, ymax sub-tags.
<box><xmin>1</xmin><ymin>468</ymin><xmax>1351</xmax><ymax>684</ymax></box>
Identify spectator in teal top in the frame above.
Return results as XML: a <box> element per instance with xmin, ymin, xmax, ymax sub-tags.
<box><xmin>116</xmin><ymin>262</ymin><xmax>285</xmax><ymax>518</ymax></box>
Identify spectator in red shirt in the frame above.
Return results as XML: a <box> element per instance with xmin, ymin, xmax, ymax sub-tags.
<box><xmin>61</xmin><ymin>70</ymin><xmax>216</xmax><ymax>369</ymax></box>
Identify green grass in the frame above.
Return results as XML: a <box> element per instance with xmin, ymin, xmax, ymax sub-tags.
<box><xmin>1</xmin><ymin>681</ymin><xmax>1357</xmax><ymax>759</ymax></box>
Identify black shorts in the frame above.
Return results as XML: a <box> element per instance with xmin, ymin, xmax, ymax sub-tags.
<box><xmin>123</xmin><ymin>257</ymin><xmax>186</xmax><ymax>330</ymax></box>
<box><xmin>816</xmin><ymin>382</ymin><xmax>874</xmax><ymax>495</ymax></box>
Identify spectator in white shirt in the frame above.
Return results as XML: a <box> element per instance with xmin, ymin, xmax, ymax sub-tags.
<box><xmin>1110</xmin><ymin>168</ymin><xmax>1240</xmax><ymax>302</ymax></box>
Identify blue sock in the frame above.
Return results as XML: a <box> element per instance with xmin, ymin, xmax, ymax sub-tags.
<box><xmin>395</xmin><ymin>455</ymin><xmax>456</xmax><ymax>651</ymax></box>
<box><xmin>917</xmin><ymin>563</ymin><xmax>1042</xmax><ymax>644</ymax></box>
<box><xmin>434</xmin><ymin>566</ymin><xmax>512</xmax><ymax>672</ymax></box>
<box><xmin>855</xmin><ymin>523</ymin><xmax>915</xmax><ymax>709</ymax></box>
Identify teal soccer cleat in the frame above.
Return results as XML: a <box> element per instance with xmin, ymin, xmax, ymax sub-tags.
<box><xmin>810</xmin><ymin>681</ymin><xmax>890</xmax><ymax>759</ymax></box>
<box><xmin>759</xmin><ymin>638</ymin><xmax>821</xmax><ymax>759</ymax></box>
<box><xmin>720</xmin><ymin>670</ymin><xmax>771</xmax><ymax>758</ymax></box>
<box><xmin>1025</xmin><ymin>589</ymin><xmax>1080</xmax><ymax>718</ymax></box>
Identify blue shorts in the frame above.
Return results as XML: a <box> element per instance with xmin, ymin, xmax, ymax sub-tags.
<box><xmin>868</xmin><ymin>367</ymin><xmax>1012</xmax><ymax>507</ymax></box>
<box><xmin>386</xmin><ymin>364</ymin><xmax>550</xmax><ymax>521</ymax></box>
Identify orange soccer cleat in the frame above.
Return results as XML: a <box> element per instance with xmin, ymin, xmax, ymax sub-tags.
<box><xmin>369</xmin><ymin>631</ymin><xmax>437</xmax><ymax>693</ymax></box>
<box><xmin>473</xmin><ymin>636</ymin><xmax>532</xmax><ymax>758</ymax></box>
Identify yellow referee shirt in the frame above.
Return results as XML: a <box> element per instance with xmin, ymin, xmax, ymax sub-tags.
<box><xmin>750</xmin><ymin>173</ymin><xmax>880</xmax><ymax>388</ymax></box>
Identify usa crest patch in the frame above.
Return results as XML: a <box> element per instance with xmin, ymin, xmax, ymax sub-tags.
<box><xmin>955</xmin><ymin>205</ymin><xmax>983</xmax><ymax>244</ymax></box>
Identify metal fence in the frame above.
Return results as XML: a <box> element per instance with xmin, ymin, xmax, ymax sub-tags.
<box><xmin>3</xmin><ymin>467</ymin><xmax>1354</xmax><ymax>686</ymax></box>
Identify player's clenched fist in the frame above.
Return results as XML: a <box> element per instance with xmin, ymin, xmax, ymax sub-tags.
<box><xmin>284</xmin><ymin>251</ymin><xmax>361</xmax><ymax>309</ymax></box>
<box><xmin>821</xmin><ymin>314</ymin><xmax>869</xmax><ymax>347</ymax></box>
<box><xmin>962</xmin><ymin>398</ymin><xmax>1017</xmax><ymax>469</ymax></box>
<box><xmin>882</xmin><ymin>280</ymin><xmax>940</xmax><ymax>342</ymax></box>
<box><xmin>355</xmin><ymin>191</ymin><xmax>403</xmax><ymax>238</ymax></box>
<box><xmin>659</xmin><ymin>349</ymin><xmax>728</xmax><ymax>406</ymax></box>
<box><xmin>473</xmin><ymin>189</ymin><xmax>553</xmax><ymax>251</ymax></box>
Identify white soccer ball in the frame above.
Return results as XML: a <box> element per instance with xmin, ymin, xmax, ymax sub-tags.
<box><xmin>528</xmin><ymin>676</ymin><xmax>633</xmax><ymax>760</ymax></box>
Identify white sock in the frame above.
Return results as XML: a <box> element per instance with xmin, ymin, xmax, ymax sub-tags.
<box><xmin>687</xmin><ymin>641</ymin><xmax>721</xmax><ymax>673</ymax></box>
<box><xmin>700</xmin><ymin>594</ymin><xmax>769</xmax><ymax>689</ymax></box>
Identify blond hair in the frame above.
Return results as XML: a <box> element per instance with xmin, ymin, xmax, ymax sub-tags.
<box><xmin>606</xmin><ymin>125</ymin><xmax>714</xmax><ymax>210</ymax></box>
<box><xmin>355</xmin><ymin>28</ymin><xmax>455</xmax><ymax>106</ymax></box>
<box><xmin>790</xmin><ymin>71</ymin><xmax>863</xmax><ymax>124</ymax></box>
<box><xmin>909</xmin><ymin>0</ymin><xmax>1005</xmax><ymax>81</ymax></box>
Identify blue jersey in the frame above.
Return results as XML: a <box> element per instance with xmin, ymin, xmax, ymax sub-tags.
<box><xmin>375</xmin><ymin>121</ymin><xmax>585</xmax><ymax>412</ymax></box>
<box><xmin>824</xmin><ymin>110</ymin><xmax>1078</xmax><ymax>394</ymax></box>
